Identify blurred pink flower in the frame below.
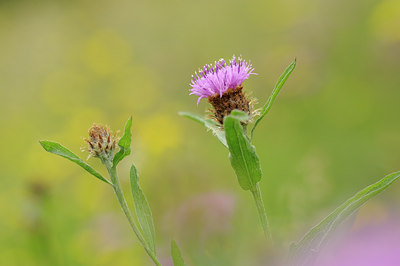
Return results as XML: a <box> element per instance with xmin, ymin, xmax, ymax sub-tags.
<box><xmin>173</xmin><ymin>192</ymin><xmax>236</xmax><ymax>240</ymax></box>
<box><xmin>314</xmin><ymin>222</ymin><xmax>400</xmax><ymax>266</ymax></box>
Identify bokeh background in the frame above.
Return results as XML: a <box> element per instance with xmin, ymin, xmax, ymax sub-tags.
<box><xmin>1</xmin><ymin>0</ymin><xmax>399</xmax><ymax>265</ymax></box>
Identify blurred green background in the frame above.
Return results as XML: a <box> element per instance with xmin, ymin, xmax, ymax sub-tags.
<box><xmin>1</xmin><ymin>0</ymin><xmax>399</xmax><ymax>265</ymax></box>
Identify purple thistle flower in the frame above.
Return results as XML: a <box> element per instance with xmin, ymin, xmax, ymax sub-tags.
<box><xmin>189</xmin><ymin>55</ymin><xmax>256</xmax><ymax>106</ymax></box>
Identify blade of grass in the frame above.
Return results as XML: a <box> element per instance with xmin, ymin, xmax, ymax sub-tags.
<box><xmin>171</xmin><ymin>240</ymin><xmax>186</xmax><ymax>266</ymax></box>
<box><xmin>289</xmin><ymin>171</ymin><xmax>400</xmax><ymax>266</ymax></box>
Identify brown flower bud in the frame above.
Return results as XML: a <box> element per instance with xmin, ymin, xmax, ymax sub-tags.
<box><xmin>84</xmin><ymin>124</ymin><xmax>119</xmax><ymax>160</ymax></box>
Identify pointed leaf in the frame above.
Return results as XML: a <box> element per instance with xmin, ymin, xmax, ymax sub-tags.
<box><xmin>130</xmin><ymin>164</ymin><xmax>156</xmax><ymax>254</ymax></box>
<box><xmin>113</xmin><ymin>116</ymin><xmax>132</xmax><ymax>167</ymax></box>
<box><xmin>178</xmin><ymin>111</ymin><xmax>205</xmax><ymax>125</ymax></box>
<box><xmin>179</xmin><ymin>111</ymin><xmax>227</xmax><ymax>148</ymax></box>
<box><xmin>171</xmin><ymin>240</ymin><xmax>186</xmax><ymax>266</ymax></box>
<box><xmin>39</xmin><ymin>140</ymin><xmax>112</xmax><ymax>185</ymax></box>
<box><xmin>251</xmin><ymin>59</ymin><xmax>296</xmax><ymax>140</ymax></box>
<box><xmin>289</xmin><ymin>171</ymin><xmax>400</xmax><ymax>266</ymax></box>
<box><xmin>223</xmin><ymin>111</ymin><xmax>262</xmax><ymax>190</ymax></box>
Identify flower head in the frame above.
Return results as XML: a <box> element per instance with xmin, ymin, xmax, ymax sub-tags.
<box><xmin>189</xmin><ymin>55</ymin><xmax>257</xmax><ymax>125</ymax></box>
<box><xmin>84</xmin><ymin>124</ymin><xmax>119</xmax><ymax>161</ymax></box>
<box><xmin>189</xmin><ymin>55</ymin><xmax>256</xmax><ymax>105</ymax></box>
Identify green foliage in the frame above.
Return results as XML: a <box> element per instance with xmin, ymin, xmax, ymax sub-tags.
<box><xmin>171</xmin><ymin>240</ymin><xmax>186</xmax><ymax>266</ymax></box>
<box><xmin>289</xmin><ymin>171</ymin><xmax>400</xmax><ymax>265</ymax></box>
<box><xmin>39</xmin><ymin>140</ymin><xmax>112</xmax><ymax>185</ymax></box>
<box><xmin>6</xmin><ymin>0</ymin><xmax>400</xmax><ymax>265</ymax></box>
<box><xmin>130</xmin><ymin>164</ymin><xmax>157</xmax><ymax>255</ymax></box>
<box><xmin>178</xmin><ymin>111</ymin><xmax>205</xmax><ymax>125</ymax></box>
<box><xmin>179</xmin><ymin>111</ymin><xmax>227</xmax><ymax>147</ymax></box>
<box><xmin>251</xmin><ymin>59</ymin><xmax>296</xmax><ymax>140</ymax></box>
<box><xmin>223</xmin><ymin>110</ymin><xmax>262</xmax><ymax>190</ymax></box>
<box><xmin>113</xmin><ymin>116</ymin><xmax>133</xmax><ymax>167</ymax></box>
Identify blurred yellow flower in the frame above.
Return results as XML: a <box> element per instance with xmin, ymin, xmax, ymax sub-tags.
<box><xmin>138</xmin><ymin>114</ymin><xmax>182</xmax><ymax>156</ymax></box>
<box><xmin>83</xmin><ymin>29</ymin><xmax>132</xmax><ymax>76</ymax></box>
<box><xmin>370</xmin><ymin>0</ymin><xmax>400</xmax><ymax>43</ymax></box>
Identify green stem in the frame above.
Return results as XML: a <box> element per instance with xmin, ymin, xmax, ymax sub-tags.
<box><xmin>250</xmin><ymin>183</ymin><xmax>272</xmax><ymax>240</ymax></box>
<box><xmin>105</xmin><ymin>162</ymin><xmax>162</xmax><ymax>266</ymax></box>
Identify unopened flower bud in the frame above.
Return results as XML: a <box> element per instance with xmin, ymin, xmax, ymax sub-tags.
<box><xmin>84</xmin><ymin>124</ymin><xmax>119</xmax><ymax>161</ymax></box>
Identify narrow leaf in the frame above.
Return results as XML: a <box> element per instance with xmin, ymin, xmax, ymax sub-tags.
<box><xmin>179</xmin><ymin>111</ymin><xmax>227</xmax><ymax>148</ymax></box>
<box><xmin>39</xmin><ymin>140</ymin><xmax>112</xmax><ymax>185</ymax></box>
<box><xmin>289</xmin><ymin>171</ymin><xmax>400</xmax><ymax>266</ymax></box>
<box><xmin>178</xmin><ymin>111</ymin><xmax>205</xmax><ymax>125</ymax></box>
<box><xmin>251</xmin><ymin>59</ymin><xmax>296</xmax><ymax>140</ymax></box>
<box><xmin>224</xmin><ymin>111</ymin><xmax>262</xmax><ymax>190</ymax></box>
<box><xmin>171</xmin><ymin>240</ymin><xmax>186</xmax><ymax>266</ymax></box>
<box><xmin>113</xmin><ymin>116</ymin><xmax>132</xmax><ymax>167</ymax></box>
<box><xmin>130</xmin><ymin>164</ymin><xmax>156</xmax><ymax>255</ymax></box>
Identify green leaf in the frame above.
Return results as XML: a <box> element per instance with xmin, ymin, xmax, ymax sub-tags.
<box><xmin>178</xmin><ymin>111</ymin><xmax>205</xmax><ymax>125</ymax></box>
<box><xmin>230</xmin><ymin>109</ymin><xmax>250</xmax><ymax>121</ymax></box>
<box><xmin>251</xmin><ymin>59</ymin><xmax>296</xmax><ymax>140</ymax></box>
<box><xmin>113</xmin><ymin>116</ymin><xmax>132</xmax><ymax>167</ymax></box>
<box><xmin>223</xmin><ymin>111</ymin><xmax>262</xmax><ymax>190</ymax></box>
<box><xmin>289</xmin><ymin>171</ymin><xmax>400</xmax><ymax>266</ymax></box>
<box><xmin>130</xmin><ymin>164</ymin><xmax>156</xmax><ymax>255</ymax></box>
<box><xmin>171</xmin><ymin>240</ymin><xmax>186</xmax><ymax>266</ymax></box>
<box><xmin>39</xmin><ymin>140</ymin><xmax>112</xmax><ymax>185</ymax></box>
<box><xmin>179</xmin><ymin>111</ymin><xmax>227</xmax><ymax>148</ymax></box>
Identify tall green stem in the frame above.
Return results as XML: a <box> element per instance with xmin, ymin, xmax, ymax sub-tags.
<box><xmin>251</xmin><ymin>183</ymin><xmax>272</xmax><ymax>240</ymax></box>
<box><xmin>105</xmin><ymin>162</ymin><xmax>162</xmax><ymax>266</ymax></box>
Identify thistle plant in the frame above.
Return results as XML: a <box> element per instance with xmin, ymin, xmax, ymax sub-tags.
<box><xmin>40</xmin><ymin>117</ymin><xmax>164</xmax><ymax>265</ymax></box>
<box><xmin>180</xmin><ymin>55</ymin><xmax>297</xmax><ymax>240</ymax></box>
<box><xmin>38</xmin><ymin>56</ymin><xmax>400</xmax><ymax>266</ymax></box>
<box><xmin>180</xmin><ymin>55</ymin><xmax>400</xmax><ymax>264</ymax></box>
